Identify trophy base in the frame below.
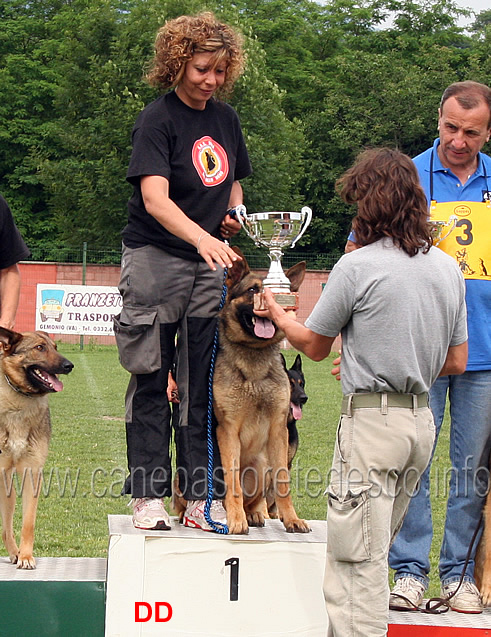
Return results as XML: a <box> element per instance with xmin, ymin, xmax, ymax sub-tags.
<box><xmin>254</xmin><ymin>291</ymin><xmax>299</xmax><ymax>312</ymax></box>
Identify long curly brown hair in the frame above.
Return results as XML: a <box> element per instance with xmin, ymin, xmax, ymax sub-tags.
<box><xmin>337</xmin><ymin>148</ymin><xmax>432</xmax><ymax>256</ymax></box>
<box><xmin>145</xmin><ymin>12</ymin><xmax>245</xmax><ymax>97</ymax></box>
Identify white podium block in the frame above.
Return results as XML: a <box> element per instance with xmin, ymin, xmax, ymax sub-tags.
<box><xmin>105</xmin><ymin>515</ymin><xmax>328</xmax><ymax>637</ymax></box>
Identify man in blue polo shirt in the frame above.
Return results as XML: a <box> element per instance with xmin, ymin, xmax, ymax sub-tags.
<box><xmin>389</xmin><ymin>81</ymin><xmax>491</xmax><ymax>614</ymax></box>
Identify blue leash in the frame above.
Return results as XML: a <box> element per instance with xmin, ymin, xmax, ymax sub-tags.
<box><xmin>203</xmin><ymin>268</ymin><xmax>229</xmax><ymax>534</ymax></box>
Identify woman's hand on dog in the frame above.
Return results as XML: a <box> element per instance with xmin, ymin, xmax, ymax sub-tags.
<box><xmin>197</xmin><ymin>232</ymin><xmax>242</xmax><ymax>271</ymax></box>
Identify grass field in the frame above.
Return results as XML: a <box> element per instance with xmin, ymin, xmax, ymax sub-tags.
<box><xmin>4</xmin><ymin>343</ymin><xmax>451</xmax><ymax>597</ymax></box>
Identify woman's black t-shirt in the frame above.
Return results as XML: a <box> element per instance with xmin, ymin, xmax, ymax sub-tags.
<box><xmin>123</xmin><ymin>90</ymin><xmax>252</xmax><ymax>261</ymax></box>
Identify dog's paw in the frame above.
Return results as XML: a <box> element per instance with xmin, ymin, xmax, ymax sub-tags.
<box><xmin>480</xmin><ymin>579</ymin><xmax>491</xmax><ymax>607</ymax></box>
<box><xmin>227</xmin><ymin>519</ymin><xmax>249</xmax><ymax>534</ymax></box>
<box><xmin>284</xmin><ymin>518</ymin><xmax>311</xmax><ymax>533</ymax></box>
<box><xmin>224</xmin><ymin>504</ymin><xmax>249</xmax><ymax>534</ymax></box>
<box><xmin>17</xmin><ymin>554</ymin><xmax>36</xmax><ymax>569</ymax></box>
<box><xmin>4</xmin><ymin>539</ymin><xmax>19</xmax><ymax>564</ymax></box>
<box><xmin>227</xmin><ymin>515</ymin><xmax>249</xmax><ymax>535</ymax></box>
<box><xmin>247</xmin><ymin>511</ymin><xmax>265</xmax><ymax>527</ymax></box>
<box><xmin>482</xmin><ymin>589</ymin><xmax>491</xmax><ymax>607</ymax></box>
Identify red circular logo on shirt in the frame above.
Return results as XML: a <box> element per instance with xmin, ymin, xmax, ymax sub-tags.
<box><xmin>192</xmin><ymin>136</ymin><xmax>229</xmax><ymax>187</ymax></box>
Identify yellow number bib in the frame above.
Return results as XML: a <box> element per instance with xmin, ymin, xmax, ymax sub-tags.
<box><xmin>430</xmin><ymin>200</ymin><xmax>491</xmax><ymax>280</ymax></box>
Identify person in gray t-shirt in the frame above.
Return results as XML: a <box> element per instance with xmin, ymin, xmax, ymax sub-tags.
<box><xmin>307</xmin><ymin>236</ymin><xmax>466</xmax><ymax>395</ymax></box>
<box><xmin>254</xmin><ymin>148</ymin><xmax>467</xmax><ymax>637</ymax></box>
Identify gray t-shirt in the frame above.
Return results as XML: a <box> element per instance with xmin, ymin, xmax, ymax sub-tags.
<box><xmin>305</xmin><ymin>238</ymin><xmax>467</xmax><ymax>395</ymax></box>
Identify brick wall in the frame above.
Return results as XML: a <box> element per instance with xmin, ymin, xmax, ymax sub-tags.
<box><xmin>16</xmin><ymin>262</ymin><xmax>340</xmax><ymax>351</ymax></box>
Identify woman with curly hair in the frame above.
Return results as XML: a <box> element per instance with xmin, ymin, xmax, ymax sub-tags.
<box><xmin>115</xmin><ymin>12</ymin><xmax>251</xmax><ymax>532</ymax></box>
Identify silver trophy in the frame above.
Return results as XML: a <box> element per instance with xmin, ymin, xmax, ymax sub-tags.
<box><xmin>430</xmin><ymin>214</ymin><xmax>458</xmax><ymax>247</ymax></box>
<box><xmin>235</xmin><ymin>205</ymin><xmax>312</xmax><ymax>310</ymax></box>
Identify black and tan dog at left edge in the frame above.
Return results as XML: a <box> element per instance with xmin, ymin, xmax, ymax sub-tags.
<box><xmin>0</xmin><ymin>327</ymin><xmax>73</xmax><ymax>568</ymax></box>
<box><xmin>213</xmin><ymin>247</ymin><xmax>310</xmax><ymax>535</ymax></box>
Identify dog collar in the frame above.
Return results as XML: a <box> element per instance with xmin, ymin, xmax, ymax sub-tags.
<box><xmin>4</xmin><ymin>374</ymin><xmax>33</xmax><ymax>397</ymax></box>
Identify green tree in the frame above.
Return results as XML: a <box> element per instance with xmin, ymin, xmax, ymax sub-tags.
<box><xmin>0</xmin><ymin>0</ymin><xmax>305</xmax><ymax>252</ymax></box>
<box><xmin>0</xmin><ymin>1</ymin><xmax>64</xmax><ymax>244</ymax></box>
<box><xmin>1</xmin><ymin>0</ymin><xmax>488</xmax><ymax>257</ymax></box>
<box><xmin>31</xmin><ymin>0</ymin><xmax>152</xmax><ymax>249</ymax></box>
<box><xmin>471</xmin><ymin>9</ymin><xmax>491</xmax><ymax>34</ymax></box>
<box><xmin>227</xmin><ymin>0</ymin><xmax>327</xmax><ymax>119</ymax></box>
<box><xmin>467</xmin><ymin>24</ymin><xmax>491</xmax><ymax>115</ymax></box>
<box><xmin>302</xmin><ymin>44</ymin><xmax>468</xmax><ymax>252</ymax></box>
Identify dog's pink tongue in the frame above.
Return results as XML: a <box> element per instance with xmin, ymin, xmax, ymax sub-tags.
<box><xmin>254</xmin><ymin>317</ymin><xmax>275</xmax><ymax>339</ymax></box>
<box><xmin>292</xmin><ymin>403</ymin><xmax>302</xmax><ymax>420</ymax></box>
<box><xmin>49</xmin><ymin>374</ymin><xmax>64</xmax><ymax>392</ymax></box>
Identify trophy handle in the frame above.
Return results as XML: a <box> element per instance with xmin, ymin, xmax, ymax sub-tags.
<box><xmin>234</xmin><ymin>204</ymin><xmax>270</xmax><ymax>249</ymax></box>
<box><xmin>234</xmin><ymin>205</ymin><xmax>253</xmax><ymax>241</ymax></box>
<box><xmin>234</xmin><ymin>204</ymin><xmax>247</xmax><ymax>221</ymax></box>
<box><xmin>440</xmin><ymin>215</ymin><xmax>458</xmax><ymax>243</ymax></box>
<box><xmin>290</xmin><ymin>206</ymin><xmax>312</xmax><ymax>249</ymax></box>
<box><xmin>432</xmin><ymin>214</ymin><xmax>458</xmax><ymax>247</ymax></box>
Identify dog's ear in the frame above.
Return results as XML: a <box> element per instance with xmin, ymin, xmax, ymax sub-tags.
<box><xmin>280</xmin><ymin>353</ymin><xmax>287</xmax><ymax>371</ymax></box>
<box><xmin>292</xmin><ymin>353</ymin><xmax>302</xmax><ymax>373</ymax></box>
<box><xmin>286</xmin><ymin>262</ymin><xmax>306</xmax><ymax>292</ymax></box>
<box><xmin>226</xmin><ymin>248</ymin><xmax>250</xmax><ymax>289</ymax></box>
<box><xmin>0</xmin><ymin>327</ymin><xmax>23</xmax><ymax>353</ymax></box>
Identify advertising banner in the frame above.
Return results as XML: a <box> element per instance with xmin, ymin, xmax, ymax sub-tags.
<box><xmin>36</xmin><ymin>284</ymin><xmax>122</xmax><ymax>335</ymax></box>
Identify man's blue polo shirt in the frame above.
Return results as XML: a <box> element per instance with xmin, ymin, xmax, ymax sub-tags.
<box><xmin>414</xmin><ymin>138</ymin><xmax>491</xmax><ymax>372</ymax></box>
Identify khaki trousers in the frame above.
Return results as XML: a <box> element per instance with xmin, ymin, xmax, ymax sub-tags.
<box><xmin>324</xmin><ymin>402</ymin><xmax>435</xmax><ymax>636</ymax></box>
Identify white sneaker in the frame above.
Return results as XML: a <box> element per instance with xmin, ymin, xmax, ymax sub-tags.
<box><xmin>441</xmin><ymin>580</ymin><xmax>483</xmax><ymax>614</ymax></box>
<box><xmin>130</xmin><ymin>497</ymin><xmax>171</xmax><ymax>530</ymax></box>
<box><xmin>389</xmin><ymin>576</ymin><xmax>426</xmax><ymax>611</ymax></box>
<box><xmin>183</xmin><ymin>500</ymin><xmax>227</xmax><ymax>532</ymax></box>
